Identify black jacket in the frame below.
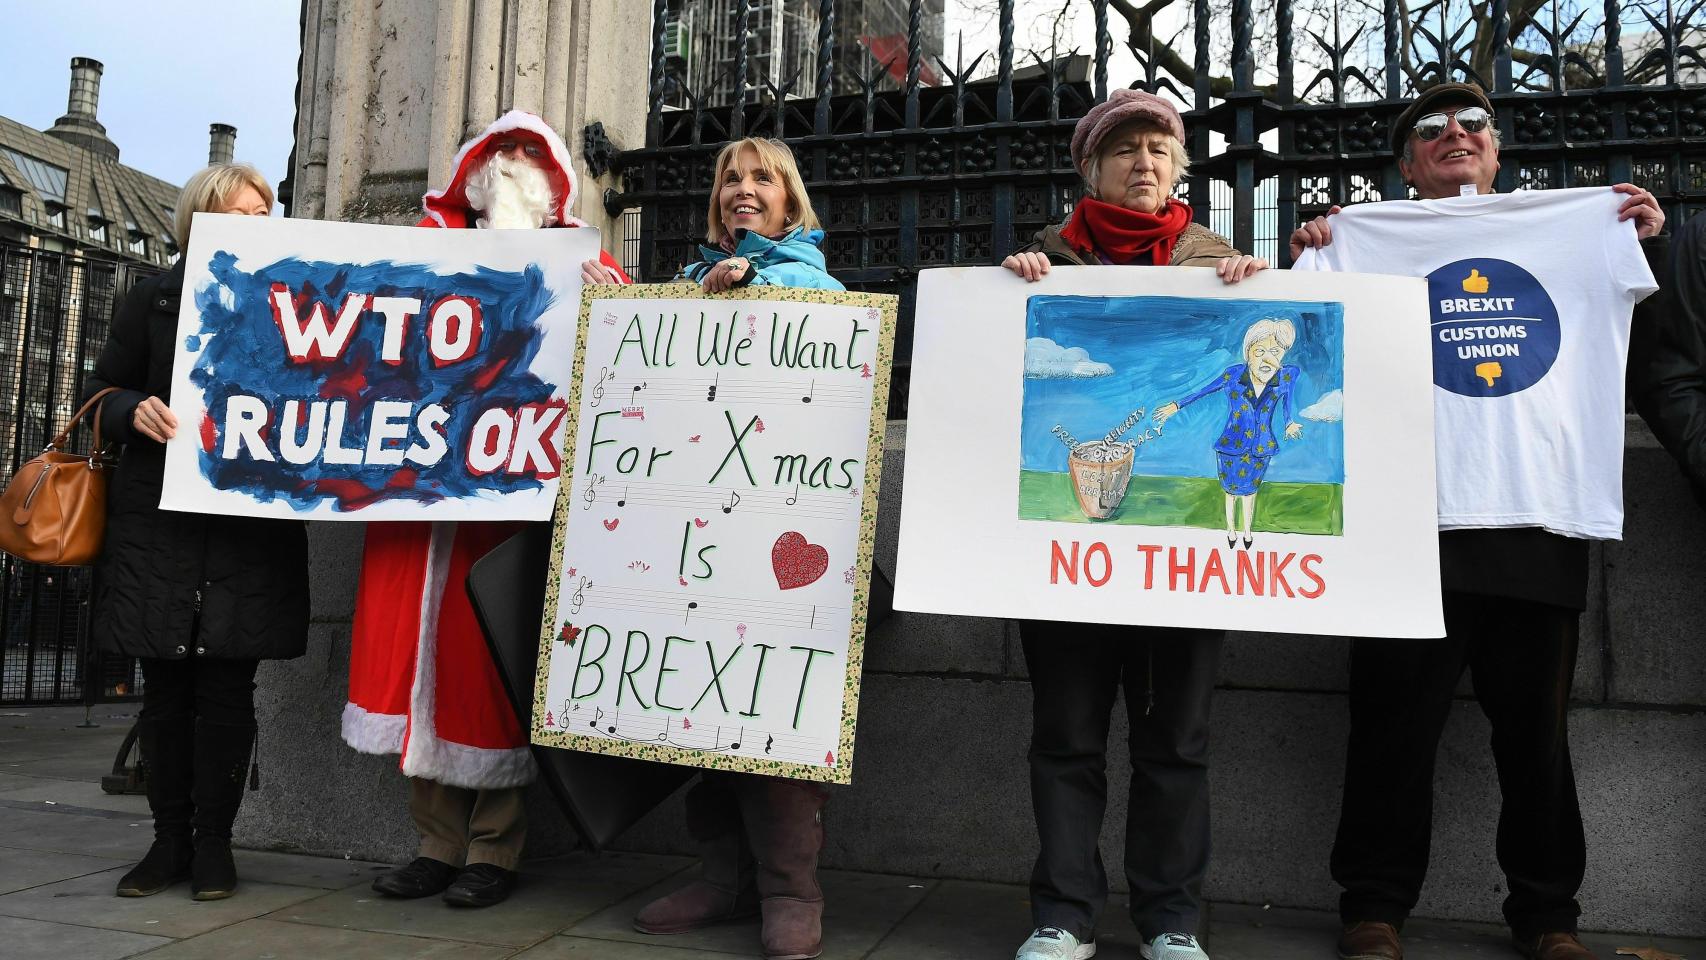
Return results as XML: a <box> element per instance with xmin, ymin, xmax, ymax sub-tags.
<box><xmin>81</xmin><ymin>260</ymin><xmax>310</xmax><ymax>661</ymax></box>
<box><xmin>1629</xmin><ymin>222</ymin><xmax>1706</xmax><ymax>507</ymax></box>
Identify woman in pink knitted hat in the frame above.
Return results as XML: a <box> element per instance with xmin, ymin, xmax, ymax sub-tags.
<box><xmin>1002</xmin><ymin>88</ymin><xmax>1261</xmax><ymax>960</ymax></box>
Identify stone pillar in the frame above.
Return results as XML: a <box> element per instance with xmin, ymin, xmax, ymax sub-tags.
<box><xmin>289</xmin><ymin>0</ymin><xmax>648</xmax><ymax>235</ymax></box>
<box><xmin>240</xmin><ymin>0</ymin><xmax>651</xmax><ymax>863</ymax></box>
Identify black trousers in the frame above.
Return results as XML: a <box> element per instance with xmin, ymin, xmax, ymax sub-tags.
<box><xmin>1331</xmin><ymin>592</ymin><xmax>1585</xmax><ymax>940</ymax></box>
<box><xmin>139</xmin><ymin>656</ymin><xmax>259</xmax><ymax>727</ymax></box>
<box><xmin>1021</xmin><ymin>620</ymin><xmax>1223</xmax><ymax>943</ymax></box>
<box><xmin>138</xmin><ymin>656</ymin><xmax>260</xmax><ymax>841</ymax></box>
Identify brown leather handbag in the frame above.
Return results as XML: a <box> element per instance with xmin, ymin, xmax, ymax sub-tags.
<box><xmin>0</xmin><ymin>386</ymin><xmax>123</xmax><ymax>566</ymax></box>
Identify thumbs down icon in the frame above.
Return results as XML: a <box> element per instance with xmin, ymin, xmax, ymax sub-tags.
<box><xmin>1474</xmin><ymin>361</ymin><xmax>1503</xmax><ymax>387</ymax></box>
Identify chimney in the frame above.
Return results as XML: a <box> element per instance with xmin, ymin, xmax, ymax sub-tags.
<box><xmin>66</xmin><ymin>58</ymin><xmax>102</xmax><ymax>122</ymax></box>
<box><xmin>208</xmin><ymin>124</ymin><xmax>237</xmax><ymax>166</ymax></box>
<box><xmin>45</xmin><ymin>57</ymin><xmax>119</xmax><ymax>161</ymax></box>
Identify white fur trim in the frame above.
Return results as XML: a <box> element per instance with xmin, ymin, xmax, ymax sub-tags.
<box><xmin>341</xmin><ymin>701</ymin><xmax>406</xmax><ymax>755</ymax></box>
<box><xmin>423</xmin><ymin>110</ymin><xmax>583</xmax><ymax>228</ymax></box>
<box><xmin>403</xmin><ymin>737</ymin><xmax>537</xmax><ymax>790</ymax></box>
<box><xmin>397</xmin><ymin>522</ymin><xmax>538</xmax><ymax>789</ymax></box>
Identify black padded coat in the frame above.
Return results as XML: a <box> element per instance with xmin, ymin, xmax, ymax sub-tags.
<box><xmin>81</xmin><ymin>259</ymin><xmax>310</xmax><ymax>661</ymax></box>
<box><xmin>1630</xmin><ymin>222</ymin><xmax>1706</xmax><ymax>508</ymax></box>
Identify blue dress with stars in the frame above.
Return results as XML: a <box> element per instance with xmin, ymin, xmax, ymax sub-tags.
<box><xmin>1174</xmin><ymin>363</ymin><xmax>1299</xmax><ymax>496</ymax></box>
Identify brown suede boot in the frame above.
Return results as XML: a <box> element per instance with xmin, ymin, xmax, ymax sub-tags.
<box><xmin>635</xmin><ymin>776</ymin><xmax>758</xmax><ymax>934</ymax></box>
<box><xmin>738</xmin><ymin>777</ymin><xmax>828</xmax><ymax>960</ymax></box>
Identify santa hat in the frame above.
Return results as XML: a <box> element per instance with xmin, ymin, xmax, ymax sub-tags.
<box><xmin>422</xmin><ymin>110</ymin><xmax>586</xmax><ymax>229</ymax></box>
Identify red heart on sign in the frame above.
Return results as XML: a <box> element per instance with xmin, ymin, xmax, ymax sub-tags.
<box><xmin>771</xmin><ymin>532</ymin><xmax>828</xmax><ymax>590</ymax></box>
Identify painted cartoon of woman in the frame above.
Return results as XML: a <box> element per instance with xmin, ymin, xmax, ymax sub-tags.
<box><xmin>1152</xmin><ymin>317</ymin><xmax>1303</xmax><ymax>549</ymax></box>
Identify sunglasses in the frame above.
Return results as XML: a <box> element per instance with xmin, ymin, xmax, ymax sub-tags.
<box><xmin>1411</xmin><ymin>106</ymin><xmax>1492</xmax><ymax>142</ymax></box>
<box><xmin>492</xmin><ymin>139</ymin><xmax>547</xmax><ymax>159</ymax></box>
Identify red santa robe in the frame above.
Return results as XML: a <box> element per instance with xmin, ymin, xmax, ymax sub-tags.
<box><xmin>342</xmin><ymin>111</ymin><xmax>629</xmax><ymax>788</ymax></box>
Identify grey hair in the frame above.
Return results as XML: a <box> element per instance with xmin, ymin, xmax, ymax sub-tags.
<box><xmin>1400</xmin><ymin>114</ymin><xmax>1503</xmax><ymax>163</ymax></box>
<box><xmin>1084</xmin><ymin>122</ymin><xmax>1191</xmax><ymax>200</ymax></box>
<box><xmin>1242</xmin><ymin>318</ymin><xmax>1297</xmax><ymax>355</ymax></box>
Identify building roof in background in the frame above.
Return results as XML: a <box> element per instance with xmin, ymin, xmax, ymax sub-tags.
<box><xmin>0</xmin><ymin>68</ymin><xmax>182</xmax><ymax>268</ymax></box>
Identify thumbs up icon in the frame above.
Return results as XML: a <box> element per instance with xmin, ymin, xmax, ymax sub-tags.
<box><xmin>1462</xmin><ymin>269</ymin><xmax>1490</xmax><ymax>294</ymax></box>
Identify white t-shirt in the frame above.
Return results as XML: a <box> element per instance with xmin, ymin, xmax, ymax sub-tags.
<box><xmin>1296</xmin><ymin>187</ymin><xmax>1658</xmax><ymax>540</ymax></box>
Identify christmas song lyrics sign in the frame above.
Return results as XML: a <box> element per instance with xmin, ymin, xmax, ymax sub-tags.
<box><xmin>534</xmin><ymin>284</ymin><xmax>897</xmax><ymax>784</ymax></box>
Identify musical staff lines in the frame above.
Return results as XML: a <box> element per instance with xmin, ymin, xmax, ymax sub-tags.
<box><xmin>573</xmin><ymin>582</ymin><xmax>849</xmax><ymax>633</ymax></box>
<box><xmin>578</xmin><ymin>476</ymin><xmax>856</xmax><ymax>521</ymax></box>
<box><xmin>554</xmin><ymin>704</ymin><xmax>834</xmax><ymax>767</ymax></box>
<box><xmin>592</xmin><ymin>374</ymin><xmax>868</xmax><ymax>411</ymax></box>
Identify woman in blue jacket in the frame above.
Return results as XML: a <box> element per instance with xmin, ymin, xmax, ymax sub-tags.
<box><xmin>1153</xmin><ymin>317</ymin><xmax>1303</xmax><ymax>548</ymax></box>
<box><xmin>579</xmin><ymin>136</ymin><xmax>839</xmax><ymax>960</ymax></box>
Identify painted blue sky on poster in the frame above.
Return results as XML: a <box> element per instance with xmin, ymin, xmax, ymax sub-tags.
<box><xmin>1020</xmin><ymin>294</ymin><xmax>1346</xmax><ymax>484</ymax></box>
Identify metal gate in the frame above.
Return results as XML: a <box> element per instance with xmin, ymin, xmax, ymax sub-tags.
<box><xmin>604</xmin><ymin>0</ymin><xmax>1706</xmax><ymax>417</ymax></box>
<box><xmin>0</xmin><ymin>240</ymin><xmax>152</xmax><ymax>705</ymax></box>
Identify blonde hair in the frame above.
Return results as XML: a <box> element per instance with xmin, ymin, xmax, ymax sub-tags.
<box><xmin>173</xmin><ymin>163</ymin><xmax>273</xmax><ymax>250</ymax></box>
<box><xmin>705</xmin><ymin>138</ymin><xmax>821</xmax><ymax>244</ymax></box>
<box><xmin>1084</xmin><ymin>120</ymin><xmax>1191</xmax><ymax>200</ymax></box>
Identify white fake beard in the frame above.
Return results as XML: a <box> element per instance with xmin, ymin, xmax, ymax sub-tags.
<box><xmin>464</xmin><ymin>152</ymin><xmax>556</xmax><ymax>229</ymax></box>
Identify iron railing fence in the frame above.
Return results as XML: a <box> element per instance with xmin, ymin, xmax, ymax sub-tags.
<box><xmin>604</xmin><ymin>0</ymin><xmax>1706</xmax><ymax>417</ymax></box>
<box><xmin>0</xmin><ymin>240</ymin><xmax>154</xmax><ymax>706</ymax></box>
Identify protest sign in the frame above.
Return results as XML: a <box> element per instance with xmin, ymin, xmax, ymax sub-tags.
<box><xmin>159</xmin><ymin>213</ymin><xmax>598</xmax><ymax>520</ymax></box>
<box><xmin>534</xmin><ymin>284</ymin><xmax>897</xmax><ymax>784</ymax></box>
<box><xmin>896</xmin><ymin>266</ymin><xmax>1444</xmax><ymax>639</ymax></box>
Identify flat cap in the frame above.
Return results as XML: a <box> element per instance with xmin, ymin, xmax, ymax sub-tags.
<box><xmin>1070</xmin><ymin>88</ymin><xmax>1187</xmax><ymax>177</ymax></box>
<box><xmin>1390</xmin><ymin>81</ymin><xmax>1494</xmax><ymax>153</ymax></box>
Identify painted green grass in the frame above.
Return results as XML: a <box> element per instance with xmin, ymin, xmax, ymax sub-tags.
<box><xmin>1019</xmin><ymin>470</ymin><xmax>1344</xmax><ymax>535</ymax></box>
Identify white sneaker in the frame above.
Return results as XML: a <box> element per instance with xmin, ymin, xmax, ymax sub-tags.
<box><xmin>1015</xmin><ymin>926</ymin><xmax>1098</xmax><ymax>960</ymax></box>
<box><xmin>1141</xmin><ymin>932</ymin><xmax>1210</xmax><ymax>960</ymax></box>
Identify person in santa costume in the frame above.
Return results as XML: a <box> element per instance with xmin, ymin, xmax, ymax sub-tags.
<box><xmin>346</xmin><ymin>110</ymin><xmax>628</xmax><ymax>909</ymax></box>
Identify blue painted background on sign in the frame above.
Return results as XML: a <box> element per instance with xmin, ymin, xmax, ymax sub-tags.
<box><xmin>189</xmin><ymin>251</ymin><xmax>557</xmax><ymax>511</ymax></box>
<box><xmin>1020</xmin><ymin>294</ymin><xmax>1346</xmax><ymax>484</ymax></box>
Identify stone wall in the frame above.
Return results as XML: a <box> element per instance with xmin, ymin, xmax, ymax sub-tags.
<box><xmin>238</xmin><ymin>418</ymin><xmax>1706</xmax><ymax>937</ymax></box>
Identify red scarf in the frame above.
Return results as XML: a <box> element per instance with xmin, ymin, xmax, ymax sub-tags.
<box><xmin>1058</xmin><ymin>196</ymin><xmax>1193</xmax><ymax>266</ymax></box>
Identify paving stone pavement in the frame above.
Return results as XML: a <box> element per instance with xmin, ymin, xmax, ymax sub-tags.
<box><xmin>1</xmin><ymin>705</ymin><xmax>1699</xmax><ymax>960</ymax></box>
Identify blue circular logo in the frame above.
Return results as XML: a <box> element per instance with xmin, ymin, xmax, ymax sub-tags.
<box><xmin>1426</xmin><ymin>258</ymin><xmax>1560</xmax><ymax>397</ymax></box>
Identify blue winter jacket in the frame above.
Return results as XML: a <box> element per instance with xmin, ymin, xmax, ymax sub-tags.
<box><xmin>679</xmin><ymin>226</ymin><xmax>845</xmax><ymax>291</ymax></box>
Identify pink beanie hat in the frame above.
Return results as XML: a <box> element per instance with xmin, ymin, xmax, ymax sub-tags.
<box><xmin>1069</xmin><ymin>89</ymin><xmax>1187</xmax><ymax>177</ymax></box>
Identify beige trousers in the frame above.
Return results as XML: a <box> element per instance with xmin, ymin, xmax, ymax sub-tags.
<box><xmin>408</xmin><ymin>777</ymin><xmax>527</xmax><ymax>871</ymax></box>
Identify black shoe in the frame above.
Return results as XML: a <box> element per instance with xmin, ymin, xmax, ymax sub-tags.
<box><xmin>442</xmin><ymin>862</ymin><xmax>518</xmax><ymax>908</ymax></box>
<box><xmin>190</xmin><ymin>836</ymin><xmax>237</xmax><ymax>901</ymax></box>
<box><xmin>1242</xmin><ymin>536</ymin><xmax>1253</xmax><ymax>550</ymax></box>
<box><xmin>1226</xmin><ymin>535</ymin><xmax>1236</xmax><ymax>548</ymax></box>
<box><xmin>115</xmin><ymin>836</ymin><xmax>193</xmax><ymax>897</ymax></box>
<box><xmin>371</xmin><ymin>857</ymin><xmax>459</xmax><ymax>898</ymax></box>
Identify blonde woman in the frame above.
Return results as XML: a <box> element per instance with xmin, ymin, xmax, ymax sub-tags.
<box><xmin>586</xmin><ymin>138</ymin><xmax>840</xmax><ymax>960</ymax></box>
<box><xmin>84</xmin><ymin>164</ymin><xmax>309</xmax><ymax>902</ymax></box>
<box><xmin>580</xmin><ymin>137</ymin><xmax>837</xmax><ymax>291</ymax></box>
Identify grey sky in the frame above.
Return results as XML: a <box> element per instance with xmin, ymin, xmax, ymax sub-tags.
<box><xmin>1</xmin><ymin>0</ymin><xmax>301</xmax><ymax>208</ymax></box>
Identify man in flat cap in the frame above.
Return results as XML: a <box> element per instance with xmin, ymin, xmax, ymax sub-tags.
<box><xmin>1291</xmin><ymin>82</ymin><xmax>1664</xmax><ymax>960</ymax></box>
